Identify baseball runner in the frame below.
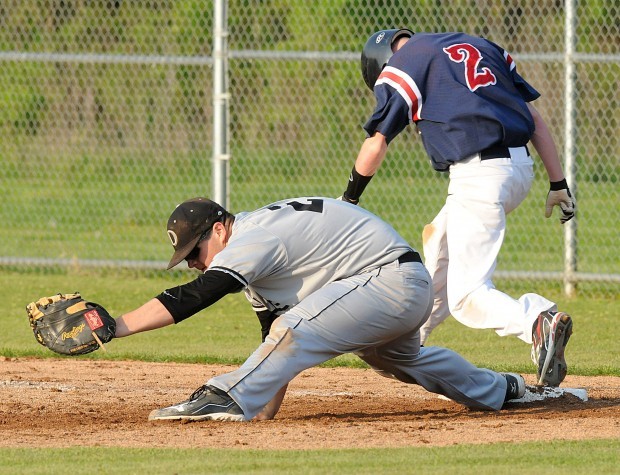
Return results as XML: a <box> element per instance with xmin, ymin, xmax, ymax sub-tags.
<box><xmin>113</xmin><ymin>196</ymin><xmax>526</xmax><ymax>421</ymax></box>
<box><xmin>339</xmin><ymin>30</ymin><xmax>575</xmax><ymax>387</ymax></box>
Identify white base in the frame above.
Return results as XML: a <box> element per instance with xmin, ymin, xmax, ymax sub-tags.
<box><xmin>437</xmin><ymin>386</ymin><xmax>588</xmax><ymax>403</ymax></box>
<box><xmin>513</xmin><ymin>385</ymin><xmax>588</xmax><ymax>403</ymax></box>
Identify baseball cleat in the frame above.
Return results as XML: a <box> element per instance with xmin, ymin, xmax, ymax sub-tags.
<box><xmin>502</xmin><ymin>372</ymin><xmax>526</xmax><ymax>402</ymax></box>
<box><xmin>148</xmin><ymin>384</ymin><xmax>246</xmax><ymax>422</ymax></box>
<box><xmin>531</xmin><ymin>311</ymin><xmax>573</xmax><ymax>387</ymax></box>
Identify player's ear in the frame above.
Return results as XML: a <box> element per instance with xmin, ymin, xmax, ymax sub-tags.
<box><xmin>212</xmin><ymin>221</ymin><xmax>226</xmax><ymax>239</ymax></box>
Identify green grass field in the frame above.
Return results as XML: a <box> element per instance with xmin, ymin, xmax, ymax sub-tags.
<box><xmin>2</xmin><ymin>440</ymin><xmax>620</xmax><ymax>475</ymax></box>
<box><xmin>2</xmin><ymin>267</ymin><xmax>619</xmax><ymax>373</ymax></box>
<box><xmin>0</xmin><ymin>267</ymin><xmax>618</xmax><ymax>473</ymax></box>
<box><xmin>2</xmin><ymin>153</ymin><xmax>618</xmax><ymax>278</ymax></box>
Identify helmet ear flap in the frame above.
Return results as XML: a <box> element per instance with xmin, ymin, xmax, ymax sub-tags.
<box><xmin>361</xmin><ymin>28</ymin><xmax>414</xmax><ymax>90</ymax></box>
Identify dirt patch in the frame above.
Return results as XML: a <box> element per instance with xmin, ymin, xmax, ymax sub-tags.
<box><xmin>1</xmin><ymin>357</ymin><xmax>618</xmax><ymax>449</ymax></box>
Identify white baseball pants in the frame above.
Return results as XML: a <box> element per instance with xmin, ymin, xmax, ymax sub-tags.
<box><xmin>419</xmin><ymin>146</ymin><xmax>556</xmax><ymax>345</ymax></box>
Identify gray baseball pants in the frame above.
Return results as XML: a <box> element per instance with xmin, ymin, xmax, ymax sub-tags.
<box><xmin>209</xmin><ymin>258</ymin><xmax>508</xmax><ymax>419</ymax></box>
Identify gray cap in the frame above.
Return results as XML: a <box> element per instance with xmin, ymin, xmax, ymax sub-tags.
<box><xmin>166</xmin><ymin>197</ymin><xmax>226</xmax><ymax>269</ymax></box>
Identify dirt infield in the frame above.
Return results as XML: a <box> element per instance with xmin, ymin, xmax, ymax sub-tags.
<box><xmin>1</xmin><ymin>357</ymin><xmax>618</xmax><ymax>450</ymax></box>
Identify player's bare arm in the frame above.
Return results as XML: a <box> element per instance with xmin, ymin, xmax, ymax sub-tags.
<box><xmin>354</xmin><ymin>132</ymin><xmax>389</xmax><ymax>176</ymax></box>
<box><xmin>527</xmin><ymin>103</ymin><xmax>575</xmax><ymax>223</ymax></box>
<box><xmin>527</xmin><ymin>103</ymin><xmax>565</xmax><ymax>182</ymax></box>
<box><xmin>115</xmin><ymin>299</ymin><xmax>175</xmax><ymax>338</ymax></box>
<box><xmin>342</xmin><ymin>132</ymin><xmax>388</xmax><ymax>203</ymax></box>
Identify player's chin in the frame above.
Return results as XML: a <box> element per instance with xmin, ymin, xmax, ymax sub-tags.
<box><xmin>186</xmin><ymin>260</ymin><xmax>205</xmax><ymax>272</ymax></box>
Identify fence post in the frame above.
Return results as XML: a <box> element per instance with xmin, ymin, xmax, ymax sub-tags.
<box><xmin>212</xmin><ymin>0</ymin><xmax>230</xmax><ymax>208</ymax></box>
<box><xmin>563</xmin><ymin>0</ymin><xmax>578</xmax><ymax>297</ymax></box>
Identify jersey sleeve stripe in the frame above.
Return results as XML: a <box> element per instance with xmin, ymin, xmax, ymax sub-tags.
<box><xmin>209</xmin><ymin>266</ymin><xmax>248</xmax><ymax>287</ymax></box>
<box><xmin>376</xmin><ymin>66</ymin><xmax>423</xmax><ymax>121</ymax></box>
<box><xmin>503</xmin><ymin>51</ymin><xmax>516</xmax><ymax>71</ymax></box>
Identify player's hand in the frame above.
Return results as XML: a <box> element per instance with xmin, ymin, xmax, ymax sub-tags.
<box><xmin>337</xmin><ymin>194</ymin><xmax>359</xmax><ymax>205</ymax></box>
<box><xmin>545</xmin><ymin>179</ymin><xmax>575</xmax><ymax>223</ymax></box>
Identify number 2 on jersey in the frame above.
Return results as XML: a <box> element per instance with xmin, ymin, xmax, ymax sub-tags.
<box><xmin>443</xmin><ymin>43</ymin><xmax>497</xmax><ymax>92</ymax></box>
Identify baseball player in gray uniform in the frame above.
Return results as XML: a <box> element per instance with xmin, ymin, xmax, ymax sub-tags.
<box><xmin>114</xmin><ymin>196</ymin><xmax>525</xmax><ymax>421</ymax></box>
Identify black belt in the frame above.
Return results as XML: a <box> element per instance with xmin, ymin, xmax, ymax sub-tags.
<box><xmin>480</xmin><ymin>145</ymin><xmax>529</xmax><ymax>160</ymax></box>
<box><xmin>398</xmin><ymin>251</ymin><xmax>422</xmax><ymax>264</ymax></box>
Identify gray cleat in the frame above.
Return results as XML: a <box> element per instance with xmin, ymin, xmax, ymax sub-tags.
<box><xmin>149</xmin><ymin>384</ymin><xmax>246</xmax><ymax>422</ymax></box>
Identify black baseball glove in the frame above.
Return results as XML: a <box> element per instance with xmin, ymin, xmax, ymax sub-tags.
<box><xmin>26</xmin><ymin>292</ymin><xmax>116</xmax><ymax>355</ymax></box>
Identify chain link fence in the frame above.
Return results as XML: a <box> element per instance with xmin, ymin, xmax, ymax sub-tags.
<box><xmin>0</xmin><ymin>1</ymin><xmax>618</xmax><ymax>297</ymax></box>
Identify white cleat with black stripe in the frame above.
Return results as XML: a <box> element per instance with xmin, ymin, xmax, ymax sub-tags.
<box><xmin>531</xmin><ymin>311</ymin><xmax>573</xmax><ymax>387</ymax></box>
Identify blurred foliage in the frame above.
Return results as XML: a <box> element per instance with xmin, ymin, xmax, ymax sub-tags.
<box><xmin>0</xmin><ymin>1</ymin><xmax>617</xmax><ymax>173</ymax></box>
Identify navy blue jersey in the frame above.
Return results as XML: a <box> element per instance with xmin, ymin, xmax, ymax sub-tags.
<box><xmin>364</xmin><ymin>32</ymin><xmax>540</xmax><ymax>171</ymax></box>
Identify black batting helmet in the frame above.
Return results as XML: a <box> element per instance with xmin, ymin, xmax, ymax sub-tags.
<box><xmin>361</xmin><ymin>28</ymin><xmax>414</xmax><ymax>90</ymax></box>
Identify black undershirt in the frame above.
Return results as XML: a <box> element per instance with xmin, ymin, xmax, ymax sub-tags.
<box><xmin>156</xmin><ymin>269</ymin><xmax>281</xmax><ymax>342</ymax></box>
<box><xmin>156</xmin><ymin>269</ymin><xmax>244</xmax><ymax>323</ymax></box>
